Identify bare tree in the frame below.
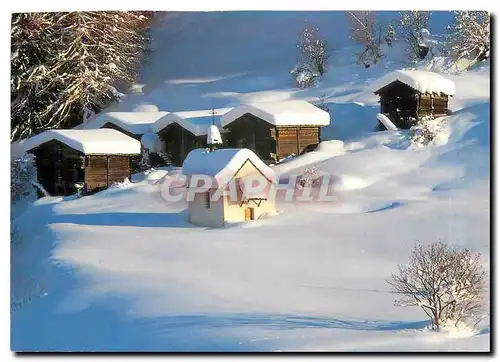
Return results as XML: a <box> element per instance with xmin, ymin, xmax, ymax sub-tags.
<box><xmin>445</xmin><ymin>11</ymin><xmax>490</xmax><ymax>65</ymax></box>
<box><xmin>346</xmin><ymin>11</ymin><xmax>384</xmax><ymax>67</ymax></box>
<box><xmin>387</xmin><ymin>242</ymin><xmax>487</xmax><ymax>329</ymax></box>
<box><xmin>396</xmin><ymin>11</ymin><xmax>431</xmax><ymax>62</ymax></box>
<box><xmin>292</xmin><ymin>27</ymin><xmax>330</xmax><ymax>87</ymax></box>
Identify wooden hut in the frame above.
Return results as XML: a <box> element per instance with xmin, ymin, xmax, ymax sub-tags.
<box><xmin>152</xmin><ymin>108</ymin><xmax>232</xmax><ymax>166</ymax></box>
<box><xmin>373</xmin><ymin>70</ymin><xmax>456</xmax><ymax>129</ymax></box>
<box><xmin>220</xmin><ymin>100</ymin><xmax>330</xmax><ymax>162</ymax></box>
<box><xmin>23</xmin><ymin>129</ymin><xmax>141</xmax><ymax>196</ymax></box>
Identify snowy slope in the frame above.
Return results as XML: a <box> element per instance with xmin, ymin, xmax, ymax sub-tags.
<box><xmin>11</xmin><ymin>11</ymin><xmax>490</xmax><ymax>352</ymax></box>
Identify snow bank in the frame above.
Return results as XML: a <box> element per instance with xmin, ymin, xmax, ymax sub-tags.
<box><xmin>372</xmin><ymin>70</ymin><xmax>456</xmax><ymax>96</ymax></box>
<box><xmin>220</xmin><ymin>100</ymin><xmax>330</xmax><ymax>127</ymax></box>
<box><xmin>22</xmin><ymin>129</ymin><xmax>141</xmax><ymax>155</ymax></box>
<box><xmin>182</xmin><ymin>148</ymin><xmax>276</xmax><ymax>188</ymax></box>
<box><xmin>377</xmin><ymin>113</ymin><xmax>398</xmax><ymax>131</ymax></box>
<box><xmin>153</xmin><ymin>108</ymin><xmax>232</xmax><ymax>136</ymax></box>
<box><xmin>84</xmin><ymin>111</ymin><xmax>170</xmax><ymax>134</ymax></box>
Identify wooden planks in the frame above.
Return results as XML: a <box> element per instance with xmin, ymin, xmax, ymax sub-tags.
<box><xmin>276</xmin><ymin>126</ymin><xmax>320</xmax><ymax>159</ymax></box>
<box><xmin>108</xmin><ymin>156</ymin><xmax>131</xmax><ymax>185</ymax></box>
<box><xmin>85</xmin><ymin>155</ymin><xmax>108</xmax><ymax>192</ymax></box>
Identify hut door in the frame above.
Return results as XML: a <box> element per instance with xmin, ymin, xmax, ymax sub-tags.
<box><xmin>244</xmin><ymin>207</ymin><xmax>254</xmax><ymax>221</ymax></box>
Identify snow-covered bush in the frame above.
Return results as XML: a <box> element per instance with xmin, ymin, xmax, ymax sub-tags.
<box><xmin>346</xmin><ymin>11</ymin><xmax>384</xmax><ymax>67</ymax></box>
<box><xmin>295</xmin><ymin>167</ymin><xmax>322</xmax><ymax>189</ymax></box>
<box><xmin>387</xmin><ymin>241</ymin><xmax>487</xmax><ymax>330</ymax></box>
<box><xmin>291</xmin><ymin>66</ymin><xmax>319</xmax><ymax>88</ymax></box>
<box><xmin>445</xmin><ymin>11</ymin><xmax>490</xmax><ymax>66</ymax></box>
<box><xmin>292</xmin><ymin>27</ymin><xmax>330</xmax><ymax>87</ymax></box>
<box><xmin>11</xmin><ymin>153</ymin><xmax>36</xmax><ymax>203</ymax></box>
<box><xmin>409</xmin><ymin>116</ymin><xmax>448</xmax><ymax>147</ymax></box>
<box><xmin>396</xmin><ymin>11</ymin><xmax>432</xmax><ymax>62</ymax></box>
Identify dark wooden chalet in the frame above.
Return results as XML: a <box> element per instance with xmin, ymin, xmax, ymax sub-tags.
<box><xmin>23</xmin><ymin>129</ymin><xmax>141</xmax><ymax>196</ymax></box>
<box><xmin>219</xmin><ymin>100</ymin><xmax>330</xmax><ymax>162</ymax></box>
<box><xmin>156</xmin><ymin>123</ymin><xmax>205</xmax><ymax>166</ymax></box>
<box><xmin>373</xmin><ymin>70</ymin><xmax>455</xmax><ymax>130</ymax></box>
<box><xmin>152</xmin><ymin>110</ymin><xmax>232</xmax><ymax>166</ymax></box>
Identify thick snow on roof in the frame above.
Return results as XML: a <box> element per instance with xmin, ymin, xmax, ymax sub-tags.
<box><xmin>182</xmin><ymin>148</ymin><xmax>276</xmax><ymax>188</ymax></box>
<box><xmin>23</xmin><ymin>129</ymin><xmax>141</xmax><ymax>155</ymax></box>
<box><xmin>372</xmin><ymin>70</ymin><xmax>456</xmax><ymax>96</ymax></box>
<box><xmin>220</xmin><ymin>100</ymin><xmax>330</xmax><ymax>128</ymax></box>
<box><xmin>153</xmin><ymin>108</ymin><xmax>232</xmax><ymax>136</ymax></box>
<box><xmin>84</xmin><ymin>112</ymin><xmax>170</xmax><ymax>134</ymax></box>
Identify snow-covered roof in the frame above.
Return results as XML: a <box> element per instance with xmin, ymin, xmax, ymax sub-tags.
<box><xmin>23</xmin><ymin>129</ymin><xmax>142</xmax><ymax>155</ymax></box>
<box><xmin>372</xmin><ymin>70</ymin><xmax>456</xmax><ymax>96</ymax></box>
<box><xmin>220</xmin><ymin>100</ymin><xmax>330</xmax><ymax>128</ymax></box>
<box><xmin>83</xmin><ymin>112</ymin><xmax>170</xmax><ymax>134</ymax></box>
<box><xmin>153</xmin><ymin>108</ymin><xmax>232</xmax><ymax>136</ymax></box>
<box><xmin>182</xmin><ymin>148</ymin><xmax>276</xmax><ymax>189</ymax></box>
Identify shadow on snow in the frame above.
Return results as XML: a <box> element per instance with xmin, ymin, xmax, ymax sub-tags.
<box><xmin>51</xmin><ymin>211</ymin><xmax>191</xmax><ymax>228</ymax></box>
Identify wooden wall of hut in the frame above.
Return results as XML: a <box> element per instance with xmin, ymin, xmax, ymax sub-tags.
<box><xmin>157</xmin><ymin>123</ymin><xmax>205</xmax><ymax>166</ymax></box>
<box><xmin>31</xmin><ymin>141</ymin><xmax>85</xmax><ymax>196</ymax></box>
<box><xmin>224</xmin><ymin>113</ymin><xmax>321</xmax><ymax>161</ymax></box>
<box><xmin>85</xmin><ymin>155</ymin><xmax>132</xmax><ymax>193</ymax></box>
<box><xmin>418</xmin><ymin>94</ymin><xmax>448</xmax><ymax>118</ymax></box>
<box><xmin>274</xmin><ymin>126</ymin><xmax>320</xmax><ymax>159</ymax></box>
<box><xmin>223</xmin><ymin>114</ymin><xmax>276</xmax><ymax>162</ymax></box>
<box><xmin>378</xmin><ymin>81</ymin><xmax>419</xmax><ymax>129</ymax></box>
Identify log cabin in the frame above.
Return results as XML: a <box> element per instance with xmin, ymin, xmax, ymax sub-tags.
<box><xmin>182</xmin><ymin>148</ymin><xmax>277</xmax><ymax>228</ymax></box>
<box><xmin>152</xmin><ymin>108</ymin><xmax>232</xmax><ymax>166</ymax></box>
<box><xmin>373</xmin><ymin>70</ymin><xmax>456</xmax><ymax>130</ymax></box>
<box><xmin>23</xmin><ymin>129</ymin><xmax>141</xmax><ymax>196</ymax></box>
<box><xmin>219</xmin><ymin>100</ymin><xmax>330</xmax><ymax>162</ymax></box>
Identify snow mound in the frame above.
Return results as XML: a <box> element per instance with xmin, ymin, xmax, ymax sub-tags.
<box><xmin>220</xmin><ymin>100</ymin><xmax>330</xmax><ymax>127</ymax></box>
<box><xmin>372</xmin><ymin>69</ymin><xmax>456</xmax><ymax>96</ymax></box>
<box><xmin>182</xmin><ymin>148</ymin><xmax>276</xmax><ymax>188</ymax></box>
<box><xmin>377</xmin><ymin>113</ymin><xmax>398</xmax><ymax>131</ymax></box>
<box><xmin>22</xmin><ymin>129</ymin><xmax>141</xmax><ymax>155</ymax></box>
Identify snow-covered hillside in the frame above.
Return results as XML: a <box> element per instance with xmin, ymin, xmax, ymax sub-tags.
<box><xmin>11</xmin><ymin>11</ymin><xmax>490</xmax><ymax>352</ymax></box>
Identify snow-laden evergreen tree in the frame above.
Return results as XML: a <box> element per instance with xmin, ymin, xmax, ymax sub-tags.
<box><xmin>291</xmin><ymin>27</ymin><xmax>330</xmax><ymax>87</ymax></box>
<box><xmin>346</xmin><ymin>11</ymin><xmax>384</xmax><ymax>67</ymax></box>
<box><xmin>445</xmin><ymin>11</ymin><xmax>490</xmax><ymax>65</ymax></box>
<box><xmin>11</xmin><ymin>12</ymin><xmax>152</xmax><ymax>141</ymax></box>
<box><xmin>385</xmin><ymin>24</ymin><xmax>395</xmax><ymax>47</ymax></box>
<box><xmin>396</xmin><ymin>11</ymin><xmax>431</xmax><ymax>62</ymax></box>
